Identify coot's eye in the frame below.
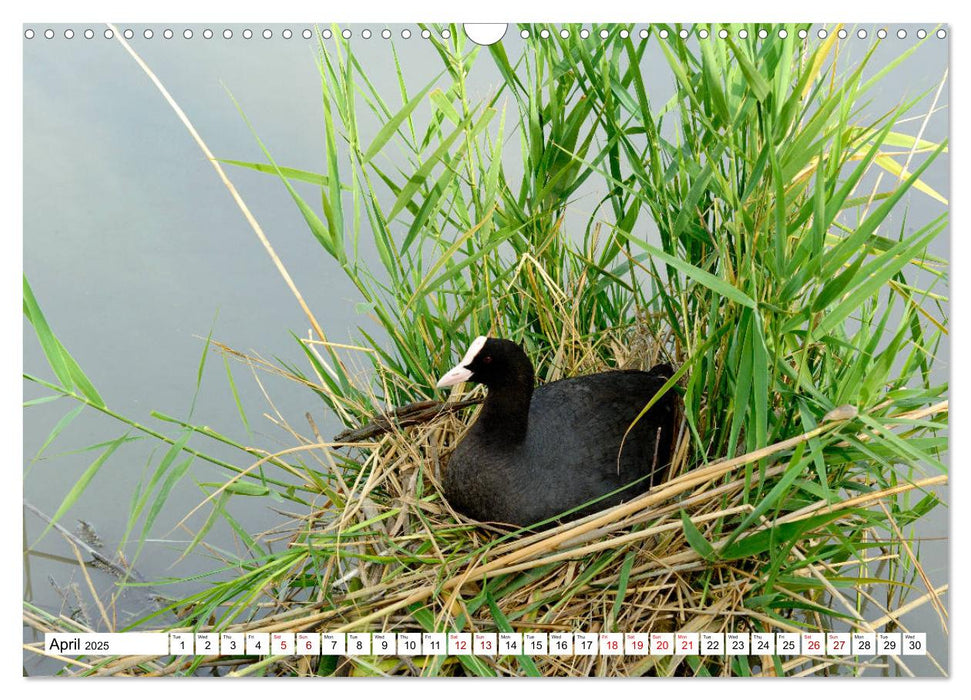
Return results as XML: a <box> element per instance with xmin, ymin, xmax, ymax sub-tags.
<box><xmin>482</xmin><ymin>355</ymin><xmax>492</xmax><ymax>364</ymax></box>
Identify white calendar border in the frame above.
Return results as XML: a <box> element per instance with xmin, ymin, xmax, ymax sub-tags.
<box><xmin>10</xmin><ymin>3</ymin><xmax>956</xmax><ymax>697</ymax></box>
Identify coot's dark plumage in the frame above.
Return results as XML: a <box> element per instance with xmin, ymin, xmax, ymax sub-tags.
<box><xmin>437</xmin><ymin>337</ymin><xmax>676</xmax><ymax>527</ymax></box>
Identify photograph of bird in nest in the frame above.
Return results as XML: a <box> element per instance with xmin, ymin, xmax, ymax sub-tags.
<box><xmin>22</xmin><ymin>16</ymin><xmax>948</xmax><ymax>681</ymax></box>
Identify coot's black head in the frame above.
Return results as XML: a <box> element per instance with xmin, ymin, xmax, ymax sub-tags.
<box><xmin>437</xmin><ymin>336</ymin><xmax>534</xmax><ymax>390</ymax></box>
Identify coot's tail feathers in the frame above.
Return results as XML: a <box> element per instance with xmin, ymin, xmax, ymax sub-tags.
<box><xmin>646</xmin><ymin>362</ymin><xmax>675</xmax><ymax>379</ymax></box>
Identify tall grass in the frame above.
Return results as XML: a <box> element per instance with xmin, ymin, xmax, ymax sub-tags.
<box><xmin>24</xmin><ymin>23</ymin><xmax>948</xmax><ymax>677</ymax></box>
<box><xmin>233</xmin><ymin>23</ymin><xmax>947</xmax><ymax>460</ymax></box>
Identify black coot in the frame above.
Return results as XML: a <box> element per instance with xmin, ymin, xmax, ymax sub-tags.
<box><xmin>437</xmin><ymin>336</ymin><xmax>676</xmax><ymax>527</ymax></box>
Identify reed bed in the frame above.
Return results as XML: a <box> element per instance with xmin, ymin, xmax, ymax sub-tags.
<box><xmin>24</xmin><ymin>362</ymin><xmax>948</xmax><ymax>676</ymax></box>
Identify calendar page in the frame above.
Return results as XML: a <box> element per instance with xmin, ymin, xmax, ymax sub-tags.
<box><xmin>22</xmin><ymin>11</ymin><xmax>949</xmax><ymax>680</ymax></box>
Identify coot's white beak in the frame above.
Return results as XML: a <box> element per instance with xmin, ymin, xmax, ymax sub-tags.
<box><xmin>436</xmin><ymin>365</ymin><xmax>473</xmax><ymax>388</ymax></box>
<box><xmin>436</xmin><ymin>335</ymin><xmax>488</xmax><ymax>389</ymax></box>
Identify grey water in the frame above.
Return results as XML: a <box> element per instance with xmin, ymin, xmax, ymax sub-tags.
<box><xmin>23</xmin><ymin>23</ymin><xmax>948</xmax><ymax>676</ymax></box>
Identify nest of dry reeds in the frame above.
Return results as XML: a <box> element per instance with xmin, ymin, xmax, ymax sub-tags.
<box><xmin>24</xmin><ymin>336</ymin><xmax>948</xmax><ymax>678</ymax></box>
<box><xmin>267</xmin><ymin>397</ymin><xmax>943</xmax><ymax>678</ymax></box>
